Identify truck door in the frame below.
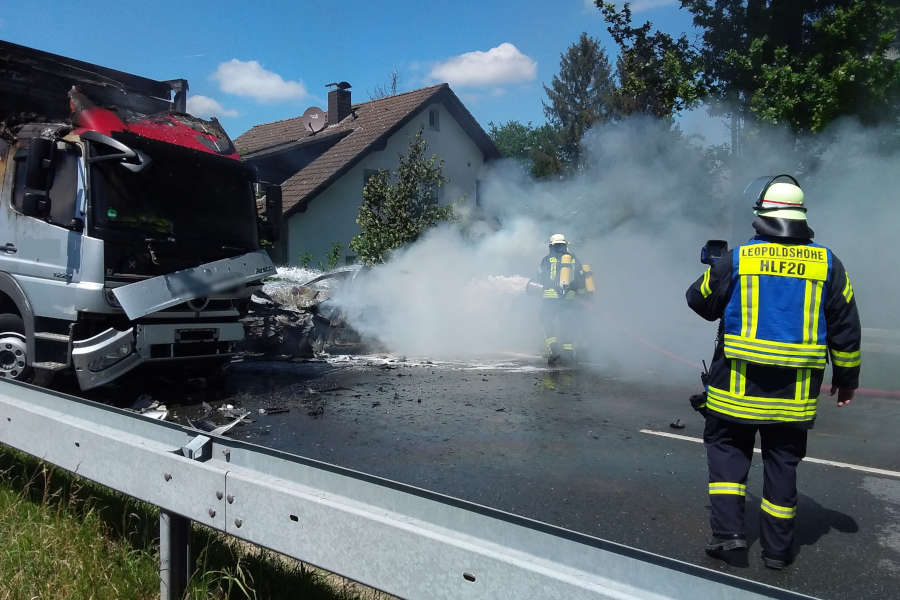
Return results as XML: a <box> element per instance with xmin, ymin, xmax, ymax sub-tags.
<box><xmin>0</xmin><ymin>140</ymin><xmax>85</xmax><ymax>285</ymax></box>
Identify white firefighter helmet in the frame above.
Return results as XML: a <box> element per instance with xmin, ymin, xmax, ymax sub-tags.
<box><xmin>758</xmin><ymin>182</ymin><xmax>806</xmax><ymax>220</ymax></box>
<box><xmin>748</xmin><ymin>175</ymin><xmax>807</xmax><ymax>221</ymax></box>
<box><xmin>548</xmin><ymin>233</ymin><xmax>568</xmax><ymax>246</ymax></box>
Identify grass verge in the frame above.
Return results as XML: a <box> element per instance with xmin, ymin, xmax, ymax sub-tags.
<box><xmin>0</xmin><ymin>445</ymin><xmax>391</xmax><ymax>600</ymax></box>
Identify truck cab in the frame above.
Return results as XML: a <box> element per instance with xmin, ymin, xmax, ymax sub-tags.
<box><xmin>0</xmin><ymin>41</ymin><xmax>279</xmax><ymax>390</ymax></box>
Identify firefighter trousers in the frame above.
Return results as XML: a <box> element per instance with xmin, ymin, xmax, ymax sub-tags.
<box><xmin>703</xmin><ymin>414</ymin><xmax>807</xmax><ymax>560</ymax></box>
<box><xmin>540</xmin><ymin>299</ymin><xmax>577</xmax><ymax>360</ymax></box>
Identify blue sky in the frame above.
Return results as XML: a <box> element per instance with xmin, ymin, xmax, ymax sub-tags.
<box><xmin>1</xmin><ymin>1</ymin><xmax>721</xmax><ymax>141</ymax></box>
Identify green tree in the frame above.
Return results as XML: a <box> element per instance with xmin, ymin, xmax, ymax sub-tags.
<box><xmin>350</xmin><ymin>130</ymin><xmax>454</xmax><ymax>265</ymax></box>
<box><xmin>600</xmin><ymin>2</ymin><xmax>704</xmax><ymax>119</ymax></box>
<box><xmin>487</xmin><ymin>120</ymin><xmax>565</xmax><ymax>178</ymax></box>
<box><xmin>542</xmin><ymin>32</ymin><xmax>617</xmax><ymax>167</ymax></box>
<box><xmin>682</xmin><ymin>0</ymin><xmax>900</xmax><ymax>134</ymax></box>
<box><xmin>320</xmin><ymin>241</ymin><xmax>343</xmax><ymax>270</ymax></box>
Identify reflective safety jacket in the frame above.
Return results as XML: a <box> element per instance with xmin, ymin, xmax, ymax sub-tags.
<box><xmin>539</xmin><ymin>251</ymin><xmax>588</xmax><ymax>300</ymax></box>
<box><xmin>686</xmin><ymin>236</ymin><xmax>861</xmax><ymax>426</ymax></box>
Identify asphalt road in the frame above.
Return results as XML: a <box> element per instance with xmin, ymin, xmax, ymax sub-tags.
<box><xmin>152</xmin><ymin>353</ymin><xmax>899</xmax><ymax>600</ymax></box>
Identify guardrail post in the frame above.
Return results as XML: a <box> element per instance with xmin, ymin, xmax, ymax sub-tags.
<box><xmin>160</xmin><ymin>509</ymin><xmax>190</xmax><ymax>600</ymax></box>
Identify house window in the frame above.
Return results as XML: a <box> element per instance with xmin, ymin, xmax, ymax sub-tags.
<box><xmin>475</xmin><ymin>179</ymin><xmax>483</xmax><ymax>208</ymax></box>
<box><xmin>428</xmin><ymin>109</ymin><xmax>440</xmax><ymax>131</ymax></box>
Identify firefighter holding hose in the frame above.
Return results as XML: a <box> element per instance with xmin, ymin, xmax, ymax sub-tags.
<box><xmin>685</xmin><ymin>175</ymin><xmax>861</xmax><ymax>569</ymax></box>
<box><xmin>537</xmin><ymin>233</ymin><xmax>594</xmax><ymax>364</ymax></box>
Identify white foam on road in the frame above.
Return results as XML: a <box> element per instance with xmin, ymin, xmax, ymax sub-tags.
<box><xmin>640</xmin><ymin>429</ymin><xmax>900</xmax><ymax>479</ymax></box>
<box><xmin>323</xmin><ymin>353</ymin><xmax>555</xmax><ymax>373</ymax></box>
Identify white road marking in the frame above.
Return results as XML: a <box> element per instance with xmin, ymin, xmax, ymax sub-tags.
<box><xmin>639</xmin><ymin>429</ymin><xmax>900</xmax><ymax>479</ymax></box>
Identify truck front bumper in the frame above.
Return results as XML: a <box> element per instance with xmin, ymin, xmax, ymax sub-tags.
<box><xmin>72</xmin><ymin>322</ymin><xmax>245</xmax><ymax>390</ymax></box>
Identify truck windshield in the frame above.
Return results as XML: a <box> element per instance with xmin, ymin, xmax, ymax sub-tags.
<box><xmin>88</xmin><ymin>133</ymin><xmax>259</xmax><ymax>274</ymax></box>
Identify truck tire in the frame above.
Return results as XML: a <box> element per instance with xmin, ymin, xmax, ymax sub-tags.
<box><xmin>0</xmin><ymin>314</ymin><xmax>30</xmax><ymax>381</ymax></box>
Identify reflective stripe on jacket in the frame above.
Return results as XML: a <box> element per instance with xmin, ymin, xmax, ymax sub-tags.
<box><xmin>723</xmin><ymin>240</ymin><xmax>831</xmax><ymax>369</ymax></box>
<box><xmin>686</xmin><ymin>236</ymin><xmax>861</xmax><ymax>426</ymax></box>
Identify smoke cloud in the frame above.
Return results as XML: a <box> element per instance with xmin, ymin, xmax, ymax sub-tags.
<box><xmin>330</xmin><ymin>114</ymin><xmax>900</xmax><ymax>386</ymax></box>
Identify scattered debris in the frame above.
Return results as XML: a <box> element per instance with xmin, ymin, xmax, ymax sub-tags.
<box><xmin>143</xmin><ymin>406</ymin><xmax>169</xmax><ymax>420</ymax></box>
<box><xmin>187</xmin><ymin>418</ymin><xmax>218</xmax><ymax>432</ymax></box>
<box><xmin>260</xmin><ymin>407</ymin><xmax>290</xmax><ymax>415</ymax></box>
<box><xmin>371</xmin><ymin>401</ymin><xmax>381</xmax><ymax>408</ymax></box>
<box><xmin>187</xmin><ymin>411</ymin><xmax>251</xmax><ymax>436</ymax></box>
<box><xmin>218</xmin><ymin>404</ymin><xmax>249</xmax><ymax>419</ymax></box>
<box><xmin>128</xmin><ymin>395</ymin><xmax>169</xmax><ymax>420</ymax></box>
<box><xmin>307</xmin><ymin>405</ymin><xmax>325</xmax><ymax>418</ymax></box>
<box><xmin>669</xmin><ymin>418</ymin><xmax>685</xmax><ymax>430</ymax></box>
<box><xmin>242</xmin><ymin>270</ymin><xmax>382</xmax><ymax>360</ymax></box>
<box><xmin>130</xmin><ymin>394</ymin><xmax>155</xmax><ymax>411</ymax></box>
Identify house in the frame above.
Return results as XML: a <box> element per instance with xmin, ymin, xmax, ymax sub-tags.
<box><xmin>234</xmin><ymin>83</ymin><xmax>500</xmax><ymax>266</ymax></box>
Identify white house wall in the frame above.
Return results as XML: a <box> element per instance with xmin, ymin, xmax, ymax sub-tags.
<box><xmin>286</xmin><ymin>102</ymin><xmax>486</xmax><ymax>266</ymax></box>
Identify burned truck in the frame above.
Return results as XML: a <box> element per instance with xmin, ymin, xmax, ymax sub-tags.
<box><xmin>0</xmin><ymin>40</ymin><xmax>281</xmax><ymax>389</ymax></box>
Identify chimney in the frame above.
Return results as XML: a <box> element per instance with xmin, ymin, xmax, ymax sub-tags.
<box><xmin>327</xmin><ymin>81</ymin><xmax>352</xmax><ymax>124</ymax></box>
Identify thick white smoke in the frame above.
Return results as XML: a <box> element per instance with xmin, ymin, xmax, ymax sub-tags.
<box><xmin>330</xmin><ymin>115</ymin><xmax>900</xmax><ymax>386</ymax></box>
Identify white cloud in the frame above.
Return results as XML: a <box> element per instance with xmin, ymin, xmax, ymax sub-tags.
<box><xmin>186</xmin><ymin>95</ymin><xmax>238</xmax><ymax>118</ymax></box>
<box><xmin>212</xmin><ymin>59</ymin><xmax>307</xmax><ymax>103</ymax></box>
<box><xmin>429</xmin><ymin>43</ymin><xmax>537</xmax><ymax>88</ymax></box>
<box><xmin>583</xmin><ymin>0</ymin><xmax>678</xmax><ymax>12</ymax></box>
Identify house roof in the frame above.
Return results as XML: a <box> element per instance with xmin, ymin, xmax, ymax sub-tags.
<box><xmin>234</xmin><ymin>83</ymin><xmax>500</xmax><ymax>217</ymax></box>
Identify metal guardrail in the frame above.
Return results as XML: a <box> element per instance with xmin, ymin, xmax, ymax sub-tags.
<box><xmin>0</xmin><ymin>380</ymin><xmax>815</xmax><ymax>600</ymax></box>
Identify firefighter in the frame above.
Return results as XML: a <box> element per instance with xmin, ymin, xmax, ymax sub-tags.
<box><xmin>538</xmin><ymin>233</ymin><xmax>590</xmax><ymax>364</ymax></box>
<box><xmin>685</xmin><ymin>175</ymin><xmax>861</xmax><ymax>569</ymax></box>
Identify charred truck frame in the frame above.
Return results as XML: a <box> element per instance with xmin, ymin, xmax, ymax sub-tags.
<box><xmin>0</xmin><ymin>41</ymin><xmax>282</xmax><ymax>390</ymax></box>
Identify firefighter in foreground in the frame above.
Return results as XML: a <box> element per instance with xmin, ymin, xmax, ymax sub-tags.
<box><xmin>538</xmin><ymin>234</ymin><xmax>594</xmax><ymax>364</ymax></box>
<box><xmin>685</xmin><ymin>175</ymin><xmax>861</xmax><ymax>569</ymax></box>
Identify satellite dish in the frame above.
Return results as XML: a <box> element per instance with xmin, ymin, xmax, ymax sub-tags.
<box><xmin>300</xmin><ymin>106</ymin><xmax>326</xmax><ymax>134</ymax></box>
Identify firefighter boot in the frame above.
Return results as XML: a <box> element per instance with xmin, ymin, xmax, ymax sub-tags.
<box><xmin>761</xmin><ymin>551</ymin><xmax>793</xmax><ymax>570</ymax></box>
<box><xmin>705</xmin><ymin>535</ymin><xmax>748</xmax><ymax>566</ymax></box>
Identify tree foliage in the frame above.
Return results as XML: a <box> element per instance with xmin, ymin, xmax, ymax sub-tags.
<box><xmin>542</xmin><ymin>32</ymin><xmax>617</xmax><ymax>166</ymax></box>
<box><xmin>681</xmin><ymin>0</ymin><xmax>900</xmax><ymax>133</ymax></box>
<box><xmin>349</xmin><ymin>131</ymin><xmax>454</xmax><ymax>265</ymax></box>
<box><xmin>600</xmin><ymin>2</ymin><xmax>705</xmax><ymax>119</ymax></box>
<box><xmin>487</xmin><ymin>120</ymin><xmax>565</xmax><ymax>178</ymax></box>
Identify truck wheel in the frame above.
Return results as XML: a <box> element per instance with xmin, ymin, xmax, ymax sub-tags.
<box><xmin>0</xmin><ymin>314</ymin><xmax>29</xmax><ymax>381</ymax></box>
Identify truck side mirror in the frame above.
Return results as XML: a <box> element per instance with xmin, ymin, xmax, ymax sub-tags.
<box><xmin>25</xmin><ymin>138</ymin><xmax>54</xmax><ymax>191</ymax></box>
<box><xmin>264</xmin><ymin>184</ymin><xmax>282</xmax><ymax>242</ymax></box>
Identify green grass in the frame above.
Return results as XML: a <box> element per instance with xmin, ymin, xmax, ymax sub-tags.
<box><xmin>0</xmin><ymin>446</ymin><xmax>391</xmax><ymax>600</ymax></box>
